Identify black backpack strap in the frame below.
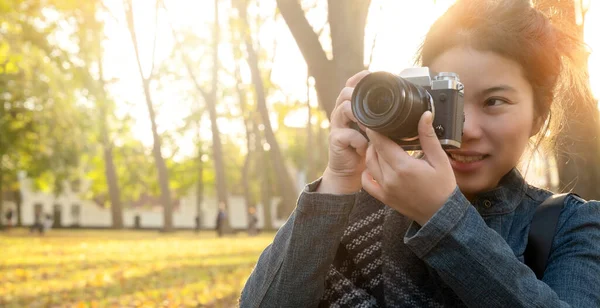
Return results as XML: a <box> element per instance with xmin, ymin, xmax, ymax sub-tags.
<box><xmin>524</xmin><ymin>193</ymin><xmax>571</xmax><ymax>279</ymax></box>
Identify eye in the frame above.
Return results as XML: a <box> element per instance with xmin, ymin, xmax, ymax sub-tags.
<box><xmin>484</xmin><ymin>98</ymin><xmax>509</xmax><ymax>107</ymax></box>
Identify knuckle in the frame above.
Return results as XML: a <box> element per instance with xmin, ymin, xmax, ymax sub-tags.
<box><xmin>329</xmin><ymin>130</ymin><xmax>345</xmax><ymax>145</ymax></box>
<box><xmin>336</xmin><ymin>88</ymin><xmax>354</xmax><ymax>107</ymax></box>
<box><xmin>331</xmin><ymin>105</ymin><xmax>341</xmax><ymax>118</ymax></box>
<box><xmin>341</xmin><ymin>100</ymin><xmax>352</xmax><ymax>111</ymax></box>
<box><xmin>328</xmin><ymin>131</ymin><xmax>337</xmax><ymax>143</ymax></box>
<box><xmin>346</xmin><ymin>71</ymin><xmax>370</xmax><ymax>86</ymax></box>
<box><xmin>342</xmin><ymin>87</ymin><xmax>354</xmax><ymax>99</ymax></box>
<box><xmin>345</xmin><ymin>78</ymin><xmax>355</xmax><ymax>87</ymax></box>
<box><xmin>365</xmin><ymin>146</ymin><xmax>375</xmax><ymax>160</ymax></box>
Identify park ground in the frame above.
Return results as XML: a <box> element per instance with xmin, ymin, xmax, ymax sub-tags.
<box><xmin>0</xmin><ymin>228</ymin><xmax>274</xmax><ymax>307</ymax></box>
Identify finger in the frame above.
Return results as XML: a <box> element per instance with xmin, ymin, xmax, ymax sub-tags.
<box><xmin>365</xmin><ymin>144</ymin><xmax>383</xmax><ymax>183</ymax></box>
<box><xmin>361</xmin><ymin>170</ymin><xmax>385</xmax><ymax>202</ymax></box>
<box><xmin>329</xmin><ymin>128</ymin><xmax>369</xmax><ymax>156</ymax></box>
<box><xmin>366</xmin><ymin>129</ymin><xmax>411</xmax><ymax>165</ymax></box>
<box><xmin>335</xmin><ymin>87</ymin><xmax>354</xmax><ymax>109</ymax></box>
<box><xmin>331</xmin><ymin>101</ymin><xmax>359</xmax><ymax>129</ymax></box>
<box><xmin>345</xmin><ymin>70</ymin><xmax>371</xmax><ymax>88</ymax></box>
<box><xmin>418</xmin><ymin>111</ymin><xmax>448</xmax><ymax>168</ymax></box>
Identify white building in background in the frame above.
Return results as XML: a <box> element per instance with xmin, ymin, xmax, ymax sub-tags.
<box><xmin>1</xmin><ymin>172</ymin><xmax>287</xmax><ymax>230</ymax></box>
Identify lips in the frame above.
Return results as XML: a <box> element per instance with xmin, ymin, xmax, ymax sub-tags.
<box><xmin>445</xmin><ymin>150</ymin><xmax>490</xmax><ymax>172</ymax></box>
<box><xmin>448</xmin><ymin>153</ymin><xmax>486</xmax><ymax>163</ymax></box>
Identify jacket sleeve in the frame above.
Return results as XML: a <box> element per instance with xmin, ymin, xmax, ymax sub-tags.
<box><xmin>239</xmin><ymin>179</ymin><xmax>357</xmax><ymax>308</ymax></box>
<box><xmin>403</xmin><ymin>188</ymin><xmax>600</xmax><ymax>307</ymax></box>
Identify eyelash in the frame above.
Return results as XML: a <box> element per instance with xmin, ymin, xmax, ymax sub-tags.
<box><xmin>484</xmin><ymin>97</ymin><xmax>509</xmax><ymax>107</ymax></box>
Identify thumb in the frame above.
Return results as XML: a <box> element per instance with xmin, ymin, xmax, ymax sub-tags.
<box><xmin>418</xmin><ymin>111</ymin><xmax>446</xmax><ymax>167</ymax></box>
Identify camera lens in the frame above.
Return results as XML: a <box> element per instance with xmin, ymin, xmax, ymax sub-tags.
<box><xmin>364</xmin><ymin>87</ymin><xmax>394</xmax><ymax>116</ymax></box>
<box><xmin>351</xmin><ymin>71</ymin><xmax>432</xmax><ymax>141</ymax></box>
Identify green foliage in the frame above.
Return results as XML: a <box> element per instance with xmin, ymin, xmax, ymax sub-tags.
<box><xmin>0</xmin><ymin>0</ymin><xmax>102</xmax><ymax>195</ymax></box>
<box><xmin>0</xmin><ymin>0</ymin><xmax>331</xmax><ymax>216</ymax></box>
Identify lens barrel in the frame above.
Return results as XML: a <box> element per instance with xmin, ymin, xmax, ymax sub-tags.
<box><xmin>351</xmin><ymin>71</ymin><xmax>432</xmax><ymax>141</ymax></box>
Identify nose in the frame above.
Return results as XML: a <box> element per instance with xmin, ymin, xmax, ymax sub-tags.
<box><xmin>461</xmin><ymin>104</ymin><xmax>483</xmax><ymax>141</ymax></box>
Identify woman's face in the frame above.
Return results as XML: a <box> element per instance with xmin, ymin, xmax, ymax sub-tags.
<box><xmin>429</xmin><ymin>47</ymin><xmax>539</xmax><ymax>198</ymax></box>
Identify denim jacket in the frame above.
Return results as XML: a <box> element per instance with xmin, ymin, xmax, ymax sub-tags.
<box><xmin>240</xmin><ymin>169</ymin><xmax>600</xmax><ymax>307</ymax></box>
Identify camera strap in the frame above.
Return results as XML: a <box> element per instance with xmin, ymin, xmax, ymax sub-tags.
<box><xmin>523</xmin><ymin>193</ymin><xmax>572</xmax><ymax>279</ymax></box>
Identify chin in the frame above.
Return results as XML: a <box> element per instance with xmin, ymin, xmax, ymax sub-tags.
<box><xmin>455</xmin><ymin>173</ymin><xmax>493</xmax><ymax>199</ymax></box>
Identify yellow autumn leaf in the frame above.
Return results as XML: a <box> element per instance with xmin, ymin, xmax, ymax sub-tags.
<box><xmin>0</xmin><ymin>229</ymin><xmax>274</xmax><ymax>307</ymax></box>
<box><xmin>76</xmin><ymin>301</ymin><xmax>87</xmax><ymax>308</ymax></box>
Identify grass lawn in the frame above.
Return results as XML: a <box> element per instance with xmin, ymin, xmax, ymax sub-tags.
<box><xmin>0</xmin><ymin>228</ymin><xmax>274</xmax><ymax>307</ymax></box>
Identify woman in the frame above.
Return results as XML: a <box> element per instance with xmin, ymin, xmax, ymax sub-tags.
<box><xmin>241</xmin><ymin>0</ymin><xmax>600</xmax><ymax>306</ymax></box>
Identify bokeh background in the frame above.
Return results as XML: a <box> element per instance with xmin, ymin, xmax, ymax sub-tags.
<box><xmin>1</xmin><ymin>0</ymin><xmax>599</xmax><ymax>307</ymax></box>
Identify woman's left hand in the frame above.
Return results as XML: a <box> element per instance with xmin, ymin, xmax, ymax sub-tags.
<box><xmin>362</xmin><ymin>111</ymin><xmax>457</xmax><ymax>226</ymax></box>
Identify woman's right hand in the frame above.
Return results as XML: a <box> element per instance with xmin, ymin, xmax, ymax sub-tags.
<box><xmin>317</xmin><ymin>70</ymin><xmax>371</xmax><ymax>195</ymax></box>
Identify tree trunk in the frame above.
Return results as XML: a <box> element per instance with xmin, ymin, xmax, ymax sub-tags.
<box><xmin>306</xmin><ymin>74</ymin><xmax>314</xmax><ymax>182</ymax></box>
<box><xmin>0</xmin><ymin>168</ymin><xmax>4</xmax><ymax>230</ymax></box>
<box><xmin>97</xmin><ymin>55</ymin><xmax>124</xmax><ymax>229</ymax></box>
<box><xmin>145</xmin><ymin>85</ymin><xmax>174</xmax><ymax>231</ymax></box>
<box><xmin>235</xmin><ymin>66</ymin><xmax>256</xmax><ymax>224</ymax></box>
<box><xmin>103</xmin><ymin>138</ymin><xmax>123</xmax><ymax>229</ymax></box>
<box><xmin>196</xmin><ymin>146</ymin><xmax>204</xmax><ymax>230</ymax></box>
<box><xmin>328</xmin><ymin>0</ymin><xmax>371</xmax><ymax>98</ymax></box>
<box><xmin>241</xmin><ymin>132</ymin><xmax>254</xmax><ymax>222</ymax></box>
<box><xmin>162</xmin><ymin>0</ymin><xmax>229</xmax><ymax>231</ymax></box>
<box><xmin>207</xmin><ymin>0</ymin><xmax>230</xmax><ymax>227</ymax></box>
<box><xmin>259</xmin><ymin>136</ymin><xmax>274</xmax><ymax>231</ymax></box>
<box><xmin>14</xmin><ymin>189</ymin><xmax>21</xmax><ymax>226</ymax></box>
<box><xmin>317</xmin><ymin>117</ymin><xmax>326</xmax><ymax>177</ymax></box>
<box><xmin>541</xmin><ymin>0</ymin><xmax>600</xmax><ymax>199</ymax></box>
<box><xmin>236</xmin><ymin>0</ymin><xmax>299</xmax><ymax>218</ymax></box>
<box><xmin>276</xmin><ymin>0</ymin><xmax>371</xmax><ymax>118</ymax></box>
<box><xmin>124</xmin><ymin>0</ymin><xmax>173</xmax><ymax>231</ymax></box>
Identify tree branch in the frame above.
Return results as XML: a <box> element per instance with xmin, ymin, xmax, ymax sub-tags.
<box><xmin>368</xmin><ymin>32</ymin><xmax>378</xmax><ymax>69</ymax></box>
<box><xmin>123</xmin><ymin>0</ymin><xmax>147</xmax><ymax>83</ymax></box>
<box><xmin>161</xmin><ymin>1</ymin><xmax>210</xmax><ymax>102</ymax></box>
<box><xmin>275</xmin><ymin>0</ymin><xmax>332</xmax><ymax>77</ymax></box>
<box><xmin>149</xmin><ymin>0</ymin><xmax>161</xmax><ymax>78</ymax></box>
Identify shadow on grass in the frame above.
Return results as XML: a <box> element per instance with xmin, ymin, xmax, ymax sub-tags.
<box><xmin>6</xmin><ymin>261</ymin><xmax>256</xmax><ymax>307</ymax></box>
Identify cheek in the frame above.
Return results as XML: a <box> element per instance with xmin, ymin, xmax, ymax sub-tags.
<box><xmin>488</xmin><ymin>113</ymin><xmax>534</xmax><ymax>158</ymax></box>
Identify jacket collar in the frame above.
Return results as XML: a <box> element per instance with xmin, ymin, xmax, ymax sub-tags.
<box><xmin>471</xmin><ymin>168</ymin><xmax>528</xmax><ymax>216</ymax></box>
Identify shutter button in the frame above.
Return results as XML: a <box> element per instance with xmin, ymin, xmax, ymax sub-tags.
<box><xmin>483</xmin><ymin>200</ymin><xmax>492</xmax><ymax>208</ymax></box>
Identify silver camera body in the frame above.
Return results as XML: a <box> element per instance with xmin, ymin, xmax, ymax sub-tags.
<box><xmin>351</xmin><ymin>67</ymin><xmax>465</xmax><ymax>150</ymax></box>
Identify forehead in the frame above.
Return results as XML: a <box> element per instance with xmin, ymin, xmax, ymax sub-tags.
<box><xmin>428</xmin><ymin>47</ymin><xmax>532</xmax><ymax>94</ymax></box>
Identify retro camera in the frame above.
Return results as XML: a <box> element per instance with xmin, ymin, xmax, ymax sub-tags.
<box><xmin>351</xmin><ymin>67</ymin><xmax>465</xmax><ymax>150</ymax></box>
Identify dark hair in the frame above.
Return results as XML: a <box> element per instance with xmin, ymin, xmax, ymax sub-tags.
<box><xmin>416</xmin><ymin>0</ymin><xmax>595</xmax><ymax>155</ymax></box>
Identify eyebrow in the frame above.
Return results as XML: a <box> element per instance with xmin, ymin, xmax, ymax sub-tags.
<box><xmin>480</xmin><ymin>85</ymin><xmax>518</xmax><ymax>96</ymax></box>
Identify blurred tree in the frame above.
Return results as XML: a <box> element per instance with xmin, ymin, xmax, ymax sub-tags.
<box><xmin>305</xmin><ymin>75</ymin><xmax>315</xmax><ymax>182</ymax></box>
<box><xmin>232</xmin><ymin>61</ymin><xmax>257</xmax><ymax>225</ymax></box>
<box><xmin>258</xmin><ymin>135</ymin><xmax>275</xmax><ymax>230</ymax></box>
<box><xmin>123</xmin><ymin>0</ymin><xmax>174</xmax><ymax>231</ymax></box>
<box><xmin>163</xmin><ymin>0</ymin><xmax>231</xmax><ymax>231</ymax></box>
<box><xmin>194</xmin><ymin>131</ymin><xmax>205</xmax><ymax>230</ymax></box>
<box><xmin>75</xmin><ymin>5</ymin><xmax>125</xmax><ymax>229</ymax></box>
<box><xmin>94</xmin><ymin>59</ymin><xmax>124</xmax><ymax>229</ymax></box>
<box><xmin>276</xmin><ymin>0</ymin><xmax>372</xmax><ymax>118</ymax></box>
<box><xmin>233</xmin><ymin>0</ymin><xmax>299</xmax><ymax>218</ymax></box>
<box><xmin>0</xmin><ymin>0</ymin><xmax>99</xmax><ymax>229</ymax></box>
